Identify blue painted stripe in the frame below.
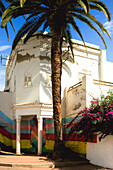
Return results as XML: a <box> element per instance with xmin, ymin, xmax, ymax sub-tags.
<box><xmin>0</xmin><ymin>120</ymin><xmax>11</xmax><ymax>133</ymax></box>
<box><xmin>46</xmin><ymin>128</ymin><xmax>54</xmax><ymax>134</ymax></box>
<box><xmin>12</xmin><ymin>128</ymin><xmax>30</xmax><ymax>134</ymax></box>
<box><xmin>12</xmin><ymin>120</ymin><xmax>30</xmax><ymax>125</ymax></box>
<box><xmin>0</xmin><ymin>111</ymin><xmax>11</xmax><ymax>124</ymax></box>
<box><xmin>46</xmin><ymin>119</ymin><xmax>54</xmax><ymax>124</ymax></box>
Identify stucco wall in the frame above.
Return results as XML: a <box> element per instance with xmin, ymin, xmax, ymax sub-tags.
<box><xmin>16</xmin><ymin>55</ymin><xmax>40</xmax><ymax>104</ymax></box>
<box><xmin>66</xmin><ymin>82</ymin><xmax>86</xmax><ymax>116</ymax></box>
<box><xmin>0</xmin><ymin>91</ymin><xmax>13</xmax><ymax>119</ymax></box>
<box><xmin>87</xmin><ymin>135</ymin><xmax>113</xmax><ymax>169</ymax></box>
<box><xmin>66</xmin><ymin>75</ymin><xmax>113</xmax><ymax>117</ymax></box>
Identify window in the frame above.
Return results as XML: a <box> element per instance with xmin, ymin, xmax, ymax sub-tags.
<box><xmin>24</xmin><ymin>72</ymin><xmax>32</xmax><ymax>87</ymax></box>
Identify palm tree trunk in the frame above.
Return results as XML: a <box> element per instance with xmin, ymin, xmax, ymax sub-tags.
<box><xmin>51</xmin><ymin>31</ymin><xmax>63</xmax><ymax>146</ymax></box>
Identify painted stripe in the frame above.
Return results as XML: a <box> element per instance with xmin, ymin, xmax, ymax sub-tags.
<box><xmin>46</xmin><ymin>123</ymin><xmax>54</xmax><ymax>129</ymax></box>
<box><xmin>0</xmin><ymin>120</ymin><xmax>11</xmax><ymax>133</ymax></box>
<box><xmin>0</xmin><ymin>117</ymin><xmax>11</xmax><ymax>129</ymax></box>
<box><xmin>45</xmin><ymin>140</ymin><xmax>54</xmax><ymax>151</ymax></box>
<box><xmin>0</xmin><ymin>133</ymin><xmax>12</xmax><ymax>146</ymax></box>
<box><xmin>12</xmin><ymin>124</ymin><xmax>30</xmax><ymax>130</ymax></box>
<box><xmin>12</xmin><ymin>133</ymin><xmax>31</xmax><ymax>140</ymax></box>
<box><xmin>0</xmin><ymin>111</ymin><xmax>11</xmax><ymax>124</ymax></box>
<box><xmin>12</xmin><ymin>120</ymin><xmax>31</xmax><ymax>125</ymax></box>
<box><xmin>0</xmin><ymin>126</ymin><xmax>12</xmax><ymax>139</ymax></box>
<box><xmin>46</xmin><ymin>128</ymin><xmax>54</xmax><ymax>134</ymax></box>
<box><xmin>65</xmin><ymin>141</ymin><xmax>86</xmax><ymax>154</ymax></box>
<box><xmin>20</xmin><ymin>140</ymin><xmax>33</xmax><ymax>149</ymax></box>
<box><xmin>46</xmin><ymin>119</ymin><xmax>54</xmax><ymax>124</ymax></box>
<box><xmin>12</xmin><ymin>128</ymin><xmax>31</xmax><ymax>134</ymax></box>
<box><xmin>46</xmin><ymin>133</ymin><xmax>54</xmax><ymax>140</ymax></box>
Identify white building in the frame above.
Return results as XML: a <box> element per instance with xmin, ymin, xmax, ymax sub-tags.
<box><xmin>0</xmin><ymin>31</ymin><xmax>113</xmax><ymax>156</ymax></box>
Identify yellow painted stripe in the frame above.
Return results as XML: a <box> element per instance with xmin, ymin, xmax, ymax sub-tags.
<box><xmin>0</xmin><ymin>134</ymin><xmax>11</xmax><ymax>146</ymax></box>
<box><xmin>12</xmin><ymin>140</ymin><xmax>16</xmax><ymax>149</ymax></box>
<box><xmin>12</xmin><ymin>140</ymin><xmax>32</xmax><ymax>149</ymax></box>
<box><xmin>65</xmin><ymin>141</ymin><xmax>87</xmax><ymax>154</ymax></box>
<box><xmin>0</xmin><ymin>134</ymin><xmax>32</xmax><ymax>149</ymax></box>
<box><xmin>0</xmin><ymin>133</ymin><xmax>4</xmax><ymax>144</ymax></box>
<box><xmin>45</xmin><ymin>140</ymin><xmax>54</xmax><ymax>150</ymax></box>
<box><xmin>20</xmin><ymin>140</ymin><xmax>32</xmax><ymax>149</ymax></box>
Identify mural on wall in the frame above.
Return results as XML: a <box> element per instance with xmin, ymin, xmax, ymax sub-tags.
<box><xmin>66</xmin><ymin>87</ymin><xmax>86</xmax><ymax>117</ymax></box>
<box><xmin>73</xmin><ymin>88</ymin><xmax>85</xmax><ymax>111</ymax></box>
<box><xmin>30</xmin><ymin>116</ymin><xmax>38</xmax><ymax>153</ymax></box>
<box><xmin>0</xmin><ymin>110</ymin><xmax>94</xmax><ymax>157</ymax></box>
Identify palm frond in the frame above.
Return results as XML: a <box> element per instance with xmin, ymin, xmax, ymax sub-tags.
<box><xmin>70</xmin><ymin>11</ymin><xmax>111</xmax><ymax>39</ymax></box>
<box><xmin>20</xmin><ymin>0</ymin><xmax>26</xmax><ymax>7</ymax></box>
<box><xmin>10</xmin><ymin>20</ymin><xmax>16</xmax><ymax>33</ymax></box>
<box><xmin>70</xmin><ymin>13</ymin><xmax>107</xmax><ymax>48</ymax></box>
<box><xmin>64</xmin><ymin>26</ymin><xmax>74</xmax><ymax>62</ymax></box>
<box><xmin>67</xmin><ymin>15</ymin><xmax>87</xmax><ymax>52</ymax></box>
<box><xmin>43</xmin><ymin>20</ymin><xmax>49</xmax><ymax>32</ymax></box>
<box><xmin>12</xmin><ymin>17</ymin><xmax>39</xmax><ymax>49</ymax></box>
<box><xmin>5</xmin><ymin>26</ymin><xmax>9</xmax><ymax>41</ymax></box>
<box><xmin>24</xmin><ymin>14</ymin><xmax>47</xmax><ymax>43</ymax></box>
<box><xmin>77</xmin><ymin>0</ymin><xmax>89</xmax><ymax>13</ymax></box>
<box><xmin>89</xmin><ymin>0</ymin><xmax>111</xmax><ymax>21</ymax></box>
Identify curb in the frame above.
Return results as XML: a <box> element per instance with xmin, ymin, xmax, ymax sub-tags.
<box><xmin>0</xmin><ymin>162</ymin><xmax>55</xmax><ymax>168</ymax></box>
<box><xmin>0</xmin><ymin>160</ymin><xmax>89</xmax><ymax>168</ymax></box>
<box><xmin>54</xmin><ymin>160</ymin><xmax>89</xmax><ymax>168</ymax></box>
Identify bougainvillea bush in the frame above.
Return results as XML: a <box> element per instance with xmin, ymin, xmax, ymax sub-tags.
<box><xmin>66</xmin><ymin>90</ymin><xmax>113</xmax><ymax>142</ymax></box>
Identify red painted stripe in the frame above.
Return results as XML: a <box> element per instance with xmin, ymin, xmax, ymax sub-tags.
<box><xmin>46</xmin><ymin>133</ymin><xmax>55</xmax><ymax>140</ymax></box>
<box><xmin>0</xmin><ymin>125</ymin><xmax>31</xmax><ymax>140</ymax></box>
<box><xmin>87</xmin><ymin>134</ymin><xmax>97</xmax><ymax>143</ymax></box>
<box><xmin>21</xmin><ymin>124</ymin><xmax>30</xmax><ymax>129</ymax></box>
<box><xmin>64</xmin><ymin>133</ymin><xmax>97</xmax><ymax>143</ymax></box>
<box><xmin>0</xmin><ymin>125</ymin><xmax>12</xmax><ymax>139</ymax></box>
<box><xmin>12</xmin><ymin>133</ymin><xmax>31</xmax><ymax>140</ymax></box>
<box><xmin>46</xmin><ymin>133</ymin><xmax>97</xmax><ymax>143</ymax></box>
<box><xmin>0</xmin><ymin>117</ymin><xmax>11</xmax><ymax>129</ymax></box>
<box><xmin>46</xmin><ymin>123</ymin><xmax>54</xmax><ymax>129</ymax></box>
<box><xmin>12</xmin><ymin>124</ymin><xmax>30</xmax><ymax>129</ymax></box>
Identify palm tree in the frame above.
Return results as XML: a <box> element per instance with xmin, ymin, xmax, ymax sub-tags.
<box><xmin>0</xmin><ymin>0</ymin><xmax>15</xmax><ymax>39</ymax></box>
<box><xmin>1</xmin><ymin>0</ymin><xmax>111</xmax><ymax>157</ymax></box>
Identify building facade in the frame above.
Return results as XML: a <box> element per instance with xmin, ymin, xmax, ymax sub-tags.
<box><xmin>0</xmin><ymin>31</ymin><xmax>113</xmax><ymax>156</ymax></box>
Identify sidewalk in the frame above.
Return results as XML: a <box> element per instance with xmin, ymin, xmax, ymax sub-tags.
<box><xmin>0</xmin><ymin>151</ymin><xmax>89</xmax><ymax>168</ymax></box>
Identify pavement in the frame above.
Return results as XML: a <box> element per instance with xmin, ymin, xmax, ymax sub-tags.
<box><xmin>0</xmin><ymin>151</ymin><xmax>112</xmax><ymax>170</ymax></box>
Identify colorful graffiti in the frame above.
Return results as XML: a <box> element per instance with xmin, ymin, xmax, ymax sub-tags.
<box><xmin>0</xmin><ymin>110</ymin><xmax>97</xmax><ymax>156</ymax></box>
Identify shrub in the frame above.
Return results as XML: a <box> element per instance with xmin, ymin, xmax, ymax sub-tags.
<box><xmin>66</xmin><ymin>90</ymin><xmax>113</xmax><ymax>141</ymax></box>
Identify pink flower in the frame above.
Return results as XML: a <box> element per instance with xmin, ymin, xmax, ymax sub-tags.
<box><xmin>96</xmin><ymin>112</ymin><xmax>100</xmax><ymax>115</ymax></box>
<box><xmin>91</xmin><ymin>100</ymin><xmax>98</xmax><ymax>104</ymax></box>
<box><xmin>103</xmin><ymin>119</ymin><xmax>106</xmax><ymax>121</ymax></box>
<box><xmin>108</xmin><ymin>112</ymin><xmax>113</xmax><ymax>115</ymax></box>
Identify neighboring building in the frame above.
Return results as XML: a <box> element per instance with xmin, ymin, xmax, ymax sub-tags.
<box><xmin>0</xmin><ymin>31</ymin><xmax>113</xmax><ymax>156</ymax></box>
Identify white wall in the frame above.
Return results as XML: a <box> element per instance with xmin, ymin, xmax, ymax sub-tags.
<box><xmin>16</xmin><ymin>53</ymin><xmax>40</xmax><ymax>104</ymax></box>
<box><xmin>66</xmin><ymin>75</ymin><xmax>113</xmax><ymax>117</ymax></box>
<box><xmin>0</xmin><ymin>91</ymin><xmax>13</xmax><ymax>119</ymax></box>
<box><xmin>87</xmin><ymin>135</ymin><xmax>113</xmax><ymax>169</ymax></box>
<box><xmin>5</xmin><ymin>33</ymin><xmax>108</xmax><ymax>110</ymax></box>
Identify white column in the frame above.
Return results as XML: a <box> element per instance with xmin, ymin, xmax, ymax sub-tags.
<box><xmin>38</xmin><ymin>117</ymin><xmax>43</xmax><ymax>155</ymax></box>
<box><xmin>16</xmin><ymin>116</ymin><xmax>21</xmax><ymax>155</ymax></box>
<box><xmin>82</xmin><ymin>75</ymin><xmax>93</xmax><ymax>108</ymax></box>
<box><xmin>99</xmin><ymin>50</ymin><xmax>106</xmax><ymax>81</ymax></box>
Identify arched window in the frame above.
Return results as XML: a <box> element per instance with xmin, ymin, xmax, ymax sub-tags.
<box><xmin>24</xmin><ymin>72</ymin><xmax>32</xmax><ymax>87</ymax></box>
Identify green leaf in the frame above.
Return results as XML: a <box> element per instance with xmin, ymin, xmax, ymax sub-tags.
<box><xmin>20</xmin><ymin>0</ymin><xmax>26</xmax><ymax>7</ymax></box>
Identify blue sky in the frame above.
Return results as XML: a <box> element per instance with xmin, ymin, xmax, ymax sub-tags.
<box><xmin>0</xmin><ymin>0</ymin><xmax>113</xmax><ymax>91</ymax></box>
